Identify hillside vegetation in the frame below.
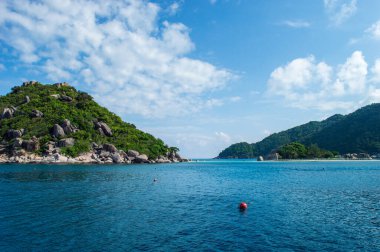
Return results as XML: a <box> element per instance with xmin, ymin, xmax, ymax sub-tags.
<box><xmin>0</xmin><ymin>81</ymin><xmax>174</xmax><ymax>159</ymax></box>
<box><xmin>218</xmin><ymin>104</ymin><xmax>380</xmax><ymax>158</ymax></box>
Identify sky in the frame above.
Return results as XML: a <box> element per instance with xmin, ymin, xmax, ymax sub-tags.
<box><xmin>0</xmin><ymin>0</ymin><xmax>380</xmax><ymax>158</ymax></box>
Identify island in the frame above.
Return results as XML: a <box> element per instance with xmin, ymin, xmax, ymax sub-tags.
<box><xmin>218</xmin><ymin>103</ymin><xmax>380</xmax><ymax>161</ymax></box>
<box><xmin>0</xmin><ymin>81</ymin><xmax>187</xmax><ymax>164</ymax></box>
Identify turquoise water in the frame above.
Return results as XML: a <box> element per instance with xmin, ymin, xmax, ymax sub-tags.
<box><xmin>0</xmin><ymin>160</ymin><xmax>379</xmax><ymax>251</ymax></box>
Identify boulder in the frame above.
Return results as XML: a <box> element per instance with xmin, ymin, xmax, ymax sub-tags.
<box><xmin>56</xmin><ymin>138</ymin><xmax>75</xmax><ymax>148</ymax></box>
<box><xmin>50</xmin><ymin>94</ymin><xmax>60</xmax><ymax>99</ymax></box>
<box><xmin>22</xmin><ymin>137</ymin><xmax>40</xmax><ymax>152</ymax></box>
<box><xmin>257</xmin><ymin>156</ymin><xmax>264</xmax><ymax>161</ymax></box>
<box><xmin>60</xmin><ymin>95</ymin><xmax>73</xmax><ymax>102</ymax></box>
<box><xmin>52</xmin><ymin>124</ymin><xmax>65</xmax><ymax>138</ymax></box>
<box><xmin>24</xmin><ymin>96</ymin><xmax>30</xmax><ymax>104</ymax></box>
<box><xmin>1</xmin><ymin>107</ymin><xmax>15</xmax><ymax>119</ymax></box>
<box><xmin>103</xmin><ymin>143</ymin><xmax>117</xmax><ymax>153</ymax></box>
<box><xmin>61</xmin><ymin>119</ymin><xmax>78</xmax><ymax>134</ymax></box>
<box><xmin>22</xmin><ymin>81</ymin><xmax>38</xmax><ymax>86</ymax></box>
<box><xmin>7</xmin><ymin>129</ymin><xmax>24</xmax><ymax>139</ymax></box>
<box><xmin>135</xmin><ymin>154</ymin><xmax>149</xmax><ymax>163</ymax></box>
<box><xmin>54</xmin><ymin>82</ymin><xmax>70</xmax><ymax>88</ymax></box>
<box><xmin>30</xmin><ymin>110</ymin><xmax>44</xmax><ymax>118</ymax></box>
<box><xmin>11</xmin><ymin>138</ymin><xmax>23</xmax><ymax>149</ymax></box>
<box><xmin>111</xmin><ymin>153</ymin><xmax>123</xmax><ymax>163</ymax></box>
<box><xmin>127</xmin><ymin>150</ymin><xmax>139</xmax><ymax>157</ymax></box>
<box><xmin>94</xmin><ymin>121</ymin><xmax>112</xmax><ymax>136</ymax></box>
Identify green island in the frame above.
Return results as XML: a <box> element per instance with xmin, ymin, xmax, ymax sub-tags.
<box><xmin>218</xmin><ymin>104</ymin><xmax>380</xmax><ymax>160</ymax></box>
<box><xmin>0</xmin><ymin>81</ymin><xmax>186</xmax><ymax>164</ymax></box>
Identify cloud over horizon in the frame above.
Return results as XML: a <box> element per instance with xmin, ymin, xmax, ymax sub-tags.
<box><xmin>0</xmin><ymin>0</ymin><xmax>234</xmax><ymax>118</ymax></box>
<box><xmin>267</xmin><ymin>51</ymin><xmax>380</xmax><ymax>111</ymax></box>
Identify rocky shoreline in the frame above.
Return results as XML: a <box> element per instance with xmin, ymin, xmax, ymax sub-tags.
<box><xmin>0</xmin><ymin>142</ymin><xmax>188</xmax><ymax>164</ymax></box>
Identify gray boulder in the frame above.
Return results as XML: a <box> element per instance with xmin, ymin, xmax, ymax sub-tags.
<box><xmin>30</xmin><ymin>110</ymin><xmax>44</xmax><ymax>118</ymax></box>
<box><xmin>7</xmin><ymin>129</ymin><xmax>24</xmax><ymax>139</ymax></box>
<box><xmin>22</xmin><ymin>81</ymin><xmax>37</xmax><ymax>86</ymax></box>
<box><xmin>60</xmin><ymin>95</ymin><xmax>73</xmax><ymax>102</ymax></box>
<box><xmin>11</xmin><ymin>138</ymin><xmax>23</xmax><ymax>149</ymax></box>
<box><xmin>24</xmin><ymin>96</ymin><xmax>30</xmax><ymax>104</ymax></box>
<box><xmin>135</xmin><ymin>154</ymin><xmax>149</xmax><ymax>163</ymax></box>
<box><xmin>1</xmin><ymin>107</ymin><xmax>15</xmax><ymax>119</ymax></box>
<box><xmin>127</xmin><ymin>150</ymin><xmax>139</xmax><ymax>157</ymax></box>
<box><xmin>62</xmin><ymin>119</ymin><xmax>78</xmax><ymax>134</ymax></box>
<box><xmin>56</xmin><ymin>138</ymin><xmax>75</xmax><ymax>147</ymax></box>
<box><xmin>52</xmin><ymin>124</ymin><xmax>65</xmax><ymax>138</ymax></box>
<box><xmin>103</xmin><ymin>143</ymin><xmax>117</xmax><ymax>153</ymax></box>
<box><xmin>22</xmin><ymin>137</ymin><xmax>40</xmax><ymax>151</ymax></box>
<box><xmin>111</xmin><ymin>153</ymin><xmax>123</xmax><ymax>163</ymax></box>
<box><xmin>94</xmin><ymin>121</ymin><xmax>112</xmax><ymax>136</ymax></box>
<box><xmin>257</xmin><ymin>156</ymin><xmax>264</xmax><ymax>161</ymax></box>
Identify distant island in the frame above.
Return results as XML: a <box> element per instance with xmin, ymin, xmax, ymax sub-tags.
<box><xmin>218</xmin><ymin>104</ymin><xmax>380</xmax><ymax>160</ymax></box>
<box><xmin>0</xmin><ymin>81</ymin><xmax>187</xmax><ymax>164</ymax></box>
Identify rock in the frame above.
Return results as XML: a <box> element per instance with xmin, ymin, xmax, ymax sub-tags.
<box><xmin>22</xmin><ymin>81</ymin><xmax>38</xmax><ymax>86</ymax></box>
<box><xmin>91</xmin><ymin>142</ymin><xmax>98</xmax><ymax>149</ymax></box>
<box><xmin>1</xmin><ymin>107</ymin><xmax>15</xmax><ymax>119</ymax></box>
<box><xmin>24</xmin><ymin>96</ymin><xmax>30</xmax><ymax>104</ymax></box>
<box><xmin>30</xmin><ymin>110</ymin><xmax>44</xmax><ymax>118</ymax></box>
<box><xmin>56</xmin><ymin>138</ymin><xmax>75</xmax><ymax>147</ymax></box>
<box><xmin>266</xmin><ymin>152</ymin><xmax>280</xmax><ymax>161</ymax></box>
<box><xmin>60</xmin><ymin>95</ymin><xmax>73</xmax><ymax>102</ymax></box>
<box><xmin>99</xmin><ymin>151</ymin><xmax>110</xmax><ymax>159</ymax></box>
<box><xmin>22</xmin><ymin>137</ymin><xmax>40</xmax><ymax>152</ymax></box>
<box><xmin>127</xmin><ymin>150</ymin><xmax>139</xmax><ymax>157</ymax></box>
<box><xmin>54</xmin><ymin>82</ymin><xmax>70</xmax><ymax>88</ymax></box>
<box><xmin>50</xmin><ymin>94</ymin><xmax>60</xmax><ymax>99</ymax></box>
<box><xmin>61</xmin><ymin>119</ymin><xmax>78</xmax><ymax>134</ymax></box>
<box><xmin>7</xmin><ymin>129</ymin><xmax>24</xmax><ymax>139</ymax></box>
<box><xmin>257</xmin><ymin>156</ymin><xmax>264</xmax><ymax>161</ymax></box>
<box><xmin>111</xmin><ymin>153</ymin><xmax>123</xmax><ymax>163</ymax></box>
<box><xmin>103</xmin><ymin>143</ymin><xmax>117</xmax><ymax>153</ymax></box>
<box><xmin>135</xmin><ymin>154</ymin><xmax>149</xmax><ymax>163</ymax></box>
<box><xmin>52</xmin><ymin>124</ymin><xmax>65</xmax><ymax>138</ymax></box>
<box><xmin>94</xmin><ymin>121</ymin><xmax>112</xmax><ymax>136</ymax></box>
<box><xmin>11</xmin><ymin>138</ymin><xmax>23</xmax><ymax>149</ymax></box>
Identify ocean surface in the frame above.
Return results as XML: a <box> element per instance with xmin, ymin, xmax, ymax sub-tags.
<box><xmin>0</xmin><ymin>160</ymin><xmax>379</xmax><ymax>251</ymax></box>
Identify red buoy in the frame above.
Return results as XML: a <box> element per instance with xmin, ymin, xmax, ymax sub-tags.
<box><xmin>239</xmin><ymin>202</ymin><xmax>248</xmax><ymax>211</ymax></box>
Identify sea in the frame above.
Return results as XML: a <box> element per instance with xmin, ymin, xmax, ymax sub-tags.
<box><xmin>0</xmin><ymin>160</ymin><xmax>379</xmax><ymax>251</ymax></box>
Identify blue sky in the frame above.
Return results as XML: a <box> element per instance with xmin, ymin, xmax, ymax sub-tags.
<box><xmin>1</xmin><ymin>0</ymin><xmax>380</xmax><ymax>158</ymax></box>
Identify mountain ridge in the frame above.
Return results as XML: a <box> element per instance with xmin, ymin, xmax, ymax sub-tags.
<box><xmin>218</xmin><ymin>104</ymin><xmax>380</xmax><ymax>158</ymax></box>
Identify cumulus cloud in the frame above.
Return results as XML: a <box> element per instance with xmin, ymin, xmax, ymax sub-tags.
<box><xmin>0</xmin><ymin>0</ymin><xmax>234</xmax><ymax>118</ymax></box>
<box><xmin>366</xmin><ymin>20</ymin><xmax>380</xmax><ymax>40</ymax></box>
<box><xmin>324</xmin><ymin>0</ymin><xmax>357</xmax><ymax>26</ymax></box>
<box><xmin>281</xmin><ymin>20</ymin><xmax>311</xmax><ymax>28</ymax></box>
<box><xmin>266</xmin><ymin>51</ymin><xmax>380</xmax><ymax>111</ymax></box>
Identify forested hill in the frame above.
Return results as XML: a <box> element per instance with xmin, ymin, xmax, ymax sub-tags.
<box><xmin>0</xmin><ymin>81</ymin><xmax>177</xmax><ymax>160</ymax></box>
<box><xmin>217</xmin><ymin>103</ymin><xmax>380</xmax><ymax>158</ymax></box>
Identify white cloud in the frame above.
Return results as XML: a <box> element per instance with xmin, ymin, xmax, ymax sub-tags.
<box><xmin>168</xmin><ymin>2</ymin><xmax>180</xmax><ymax>15</ymax></box>
<box><xmin>0</xmin><ymin>63</ymin><xmax>5</xmax><ymax>71</ymax></box>
<box><xmin>282</xmin><ymin>20</ymin><xmax>311</xmax><ymax>28</ymax></box>
<box><xmin>267</xmin><ymin>51</ymin><xmax>377</xmax><ymax>111</ymax></box>
<box><xmin>324</xmin><ymin>0</ymin><xmax>357</xmax><ymax>26</ymax></box>
<box><xmin>0</xmin><ymin>0</ymin><xmax>234</xmax><ymax>118</ymax></box>
<box><xmin>210</xmin><ymin>0</ymin><xmax>217</xmax><ymax>5</ymax></box>
<box><xmin>215</xmin><ymin>131</ymin><xmax>231</xmax><ymax>143</ymax></box>
<box><xmin>366</xmin><ymin>20</ymin><xmax>380</xmax><ymax>40</ymax></box>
